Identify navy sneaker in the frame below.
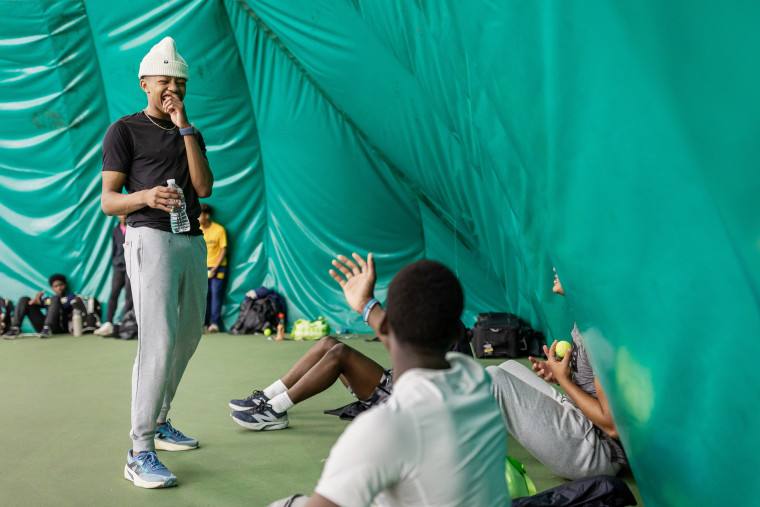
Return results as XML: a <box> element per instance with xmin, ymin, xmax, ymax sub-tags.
<box><xmin>229</xmin><ymin>390</ymin><xmax>268</xmax><ymax>411</ymax></box>
<box><xmin>154</xmin><ymin>419</ymin><xmax>198</xmax><ymax>451</ymax></box>
<box><xmin>124</xmin><ymin>450</ymin><xmax>177</xmax><ymax>489</ymax></box>
<box><xmin>38</xmin><ymin>327</ymin><xmax>52</xmax><ymax>338</ymax></box>
<box><xmin>231</xmin><ymin>402</ymin><xmax>289</xmax><ymax>431</ymax></box>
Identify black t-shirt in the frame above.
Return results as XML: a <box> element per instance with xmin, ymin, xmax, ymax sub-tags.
<box><xmin>101</xmin><ymin>112</ymin><xmax>207</xmax><ymax>235</ymax></box>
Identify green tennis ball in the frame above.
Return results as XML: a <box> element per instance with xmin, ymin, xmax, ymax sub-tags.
<box><xmin>556</xmin><ymin>340</ymin><xmax>571</xmax><ymax>358</ymax></box>
<box><xmin>263</xmin><ymin>328</ymin><xmax>272</xmax><ymax>336</ymax></box>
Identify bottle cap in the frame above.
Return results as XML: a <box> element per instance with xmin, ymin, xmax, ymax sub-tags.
<box><xmin>167</xmin><ymin>179</ymin><xmax>175</xmax><ymax>185</ymax></box>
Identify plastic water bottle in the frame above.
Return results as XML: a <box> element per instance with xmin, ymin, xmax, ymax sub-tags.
<box><xmin>167</xmin><ymin>179</ymin><xmax>190</xmax><ymax>233</ymax></box>
<box><xmin>71</xmin><ymin>309</ymin><xmax>83</xmax><ymax>337</ymax></box>
<box><xmin>276</xmin><ymin>313</ymin><xmax>285</xmax><ymax>341</ymax></box>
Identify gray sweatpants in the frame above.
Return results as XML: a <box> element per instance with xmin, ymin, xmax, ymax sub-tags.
<box><xmin>124</xmin><ymin>226</ymin><xmax>207</xmax><ymax>452</ymax></box>
<box><xmin>487</xmin><ymin>360</ymin><xmax>620</xmax><ymax>480</ymax></box>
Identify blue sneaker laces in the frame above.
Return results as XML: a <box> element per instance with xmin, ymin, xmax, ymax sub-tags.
<box><xmin>136</xmin><ymin>451</ymin><xmax>168</xmax><ymax>473</ymax></box>
<box><xmin>158</xmin><ymin>419</ymin><xmax>186</xmax><ymax>440</ymax></box>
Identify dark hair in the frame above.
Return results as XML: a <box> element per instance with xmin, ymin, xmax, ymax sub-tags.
<box><xmin>200</xmin><ymin>203</ymin><xmax>212</xmax><ymax>215</ymax></box>
<box><xmin>385</xmin><ymin>259</ymin><xmax>463</xmax><ymax>351</ymax></box>
<box><xmin>48</xmin><ymin>274</ymin><xmax>67</xmax><ymax>286</ymax></box>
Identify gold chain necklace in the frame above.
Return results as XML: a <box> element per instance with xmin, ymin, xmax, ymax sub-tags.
<box><xmin>143</xmin><ymin>110</ymin><xmax>176</xmax><ymax>132</ymax></box>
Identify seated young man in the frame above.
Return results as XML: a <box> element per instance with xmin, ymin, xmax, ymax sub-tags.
<box><xmin>271</xmin><ymin>253</ymin><xmax>509</xmax><ymax>506</ymax></box>
<box><xmin>486</xmin><ymin>270</ymin><xmax>629</xmax><ymax>480</ymax></box>
<box><xmin>3</xmin><ymin>274</ymin><xmax>84</xmax><ymax>338</ymax></box>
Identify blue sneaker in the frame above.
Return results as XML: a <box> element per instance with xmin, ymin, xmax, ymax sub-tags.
<box><xmin>231</xmin><ymin>402</ymin><xmax>289</xmax><ymax>431</ymax></box>
<box><xmin>154</xmin><ymin>419</ymin><xmax>198</xmax><ymax>451</ymax></box>
<box><xmin>124</xmin><ymin>450</ymin><xmax>177</xmax><ymax>489</ymax></box>
<box><xmin>229</xmin><ymin>390</ymin><xmax>268</xmax><ymax>411</ymax></box>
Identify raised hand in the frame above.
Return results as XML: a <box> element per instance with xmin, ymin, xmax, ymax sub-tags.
<box><xmin>329</xmin><ymin>253</ymin><xmax>376</xmax><ymax>315</ymax></box>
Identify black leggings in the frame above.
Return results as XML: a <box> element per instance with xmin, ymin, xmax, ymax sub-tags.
<box><xmin>105</xmin><ymin>268</ymin><xmax>133</xmax><ymax>323</ymax></box>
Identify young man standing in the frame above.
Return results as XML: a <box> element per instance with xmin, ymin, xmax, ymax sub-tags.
<box><xmin>273</xmin><ymin>253</ymin><xmax>509</xmax><ymax>506</ymax></box>
<box><xmin>199</xmin><ymin>203</ymin><xmax>227</xmax><ymax>333</ymax></box>
<box><xmin>101</xmin><ymin>37</ymin><xmax>212</xmax><ymax>489</ymax></box>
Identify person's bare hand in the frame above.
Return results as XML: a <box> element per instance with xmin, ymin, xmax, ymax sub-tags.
<box><xmin>543</xmin><ymin>340</ymin><xmax>572</xmax><ymax>384</ymax></box>
<box><xmin>162</xmin><ymin>91</ymin><xmax>190</xmax><ymax>128</ymax></box>
<box><xmin>143</xmin><ymin>185</ymin><xmax>181</xmax><ymax>213</ymax></box>
<box><xmin>329</xmin><ymin>253</ymin><xmax>376</xmax><ymax>314</ymax></box>
<box><xmin>31</xmin><ymin>291</ymin><xmax>44</xmax><ymax>305</ymax></box>
<box><xmin>529</xmin><ymin>355</ymin><xmax>557</xmax><ymax>384</ymax></box>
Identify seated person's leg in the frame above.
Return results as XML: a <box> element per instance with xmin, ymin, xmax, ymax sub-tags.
<box><xmin>41</xmin><ymin>296</ymin><xmax>64</xmax><ymax>335</ymax></box>
<box><xmin>230</xmin><ymin>336</ymin><xmax>346</xmax><ymax>410</ymax></box>
<box><xmin>230</xmin><ymin>337</ymin><xmax>386</xmax><ymax>431</ymax></box>
<box><xmin>286</xmin><ymin>340</ymin><xmax>385</xmax><ymax>404</ymax></box>
<box><xmin>4</xmin><ymin>297</ymin><xmax>34</xmax><ymax>337</ymax></box>
<box><xmin>487</xmin><ymin>361</ymin><xmax>620</xmax><ymax>479</ymax></box>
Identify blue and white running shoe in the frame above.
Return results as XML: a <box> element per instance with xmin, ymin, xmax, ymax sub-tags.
<box><xmin>229</xmin><ymin>390</ymin><xmax>269</xmax><ymax>411</ymax></box>
<box><xmin>124</xmin><ymin>450</ymin><xmax>177</xmax><ymax>489</ymax></box>
<box><xmin>154</xmin><ymin>419</ymin><xmax>199</xmax><ymax>451</ymax></box>
<box><xmin>231</xmin><ymin>402</ymin><xmax>289</xmax><ymax>431</ymax></box>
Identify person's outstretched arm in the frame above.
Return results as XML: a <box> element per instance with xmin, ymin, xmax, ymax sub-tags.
<box><xmin>544</xmin><ymin>340</ymin><xmax>619</xmax><ymax>439</ymax></box>
<box><xmin>329</xmin><ymin>252</ymin><xmax>388</xmax><ymax>348</ymax></box>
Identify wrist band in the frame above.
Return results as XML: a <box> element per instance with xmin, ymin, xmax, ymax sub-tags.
<box><xmin>179</xmin><ymin>123</ymin><xmax>195</xmax><ymax>136</ymax></box>
<box><xmin>362</xmin><ymin>298</ymin><xmax>379</xmax><ymax>323</ymax></box>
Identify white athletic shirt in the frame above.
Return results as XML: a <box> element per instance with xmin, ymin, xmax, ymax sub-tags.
<box><xmin>314</xmin><ymin>353</ymin><xmax>510</xmax><ymax>507</ymax></box>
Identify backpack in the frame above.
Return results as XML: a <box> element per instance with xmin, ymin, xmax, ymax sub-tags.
<box><xmin>118</xmin><ymin>309</ymin><xmax>138</xmax><ymax>340</ymax></box>
<box><xmin>0</xmin><ymin>298</ymin><xmax>13</xmax><ymax>334</ymax></box>
<box><xmin>471</xmin><ymin>312</ymin><xmax>545</xmax><ymax>358</ymax></box>
<box><xmin>80</xmin><ymin>296</ymin><xmax>102</xmax><ymax>332</ymax></box>
<box><xmin>229</xmin><ymin>287</ymin><xmax>286</xmax><ymax>335</ymax></box>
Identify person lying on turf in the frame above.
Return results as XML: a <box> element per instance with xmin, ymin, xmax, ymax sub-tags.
<box><xmin>269</xmin><ymin>253</ymin><xmax>509</xmax><ymax>507</ymax></box>
<box><xmin>486</xmin><ymin>269</ymin><xmax>629</xmax><ymax>480</ymax></box>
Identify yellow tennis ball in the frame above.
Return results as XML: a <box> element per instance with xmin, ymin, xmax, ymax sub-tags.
<box><xmin>556</xmin><ymin>340</ymin><xmax>571</xmax><ymax>358</ymax></box>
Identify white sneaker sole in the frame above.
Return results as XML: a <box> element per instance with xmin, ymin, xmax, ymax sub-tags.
<box><xmin>123</xmin><ymin>464</ymin><xmax>177</xmax><ymax>488</ymax></box>
<box><xmin>154</xmin><ymin>438</ymin><xmax>198</xmax><ymax>451</ymax></box>
<box><xmin>231</xmin><ymin>414</ymin><xmax>289</xmax><ymax>431</ymax></box>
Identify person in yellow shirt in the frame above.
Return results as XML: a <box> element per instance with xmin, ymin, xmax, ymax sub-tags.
<box><xmin>199</xmin><ymin>203</ymin><xmax>227</xmax><ymax>333</ymax></box>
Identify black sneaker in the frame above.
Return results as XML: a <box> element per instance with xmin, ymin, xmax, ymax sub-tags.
<box><xmin>229</xmin><ymin>390</ymin><xmax>268</xmax><ymax>411</ymax></box>
<box><xmin>231</xmin><ymin>403</ymin><xmax>289</xmax><ymax>431</ymax></box>
<box><xmin>3</xmin><ymin>326</ymin><xmax>21</xmax><ymax>339</ymax></box>
<box><xmin>38</xmin><ymin>327</ymin><xmax>52</xmax><ymax>338</ymax></box>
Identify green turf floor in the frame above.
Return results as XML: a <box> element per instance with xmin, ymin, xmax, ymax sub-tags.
<box><xmin>0</xmin><ymin>332</ymin><xmax>642</xmax><ymax>506</ymax></box>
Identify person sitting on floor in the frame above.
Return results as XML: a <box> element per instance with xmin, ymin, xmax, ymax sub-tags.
<box><xmin>3</xmin><ymin>274</ymin><xmax>85</xmax><ymax>339</ymax></box>
<box><xmin>267</xmin><ymin>253</ymin><xmax>509</xmax><ymax>507</ymax></box>
<box><xmin>486</xmin><ymin>269</ymin><xmax>629</xmax><ymax>480</ymax></box>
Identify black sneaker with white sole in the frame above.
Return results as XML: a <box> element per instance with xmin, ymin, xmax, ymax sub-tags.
<box><xmin>229</xmin><ymin>390</ymin><xmax>269</xmax><ymax>411</ymax></box>
<box><xmin>231</xmin><ymin>402</ymin><xmax>288</xmax><ymax>431</ymax></box>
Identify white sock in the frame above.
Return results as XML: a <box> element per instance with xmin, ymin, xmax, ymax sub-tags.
<box><xmin>263</xmin><ymin>379</ymin><xmax>287</xmax><ymax>399</ymax></box>
<box><xmin>269</xmin><ymin>392</ymin><xmax>294</xmax><ymax>414</ymax></box>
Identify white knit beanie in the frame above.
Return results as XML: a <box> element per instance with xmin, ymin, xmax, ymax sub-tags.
<box><xmin>138</xmin><ymin>37</ymin><xmax>189</xmax><ymax>80</ymax></box>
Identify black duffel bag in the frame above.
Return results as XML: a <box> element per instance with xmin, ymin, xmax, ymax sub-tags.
<box><xmin>472</xmin><ymin>312</ymin><xmax>521</xmax><ymax>358</ymax></box>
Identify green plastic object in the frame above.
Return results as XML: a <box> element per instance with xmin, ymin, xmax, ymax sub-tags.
<box><xmin>0</xmin><ymin>2</ymin><xmax>758</xmax><ymax>505</ymax></box>
<box><xmin>291</xmin><ymin>317</ymin><xmax>331</xmax><ymax>341</ymax></box>
<box><xmin>506</xmin><ymin>456</ymin><xmax>537</xmax><ymax>499</ymax></box>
